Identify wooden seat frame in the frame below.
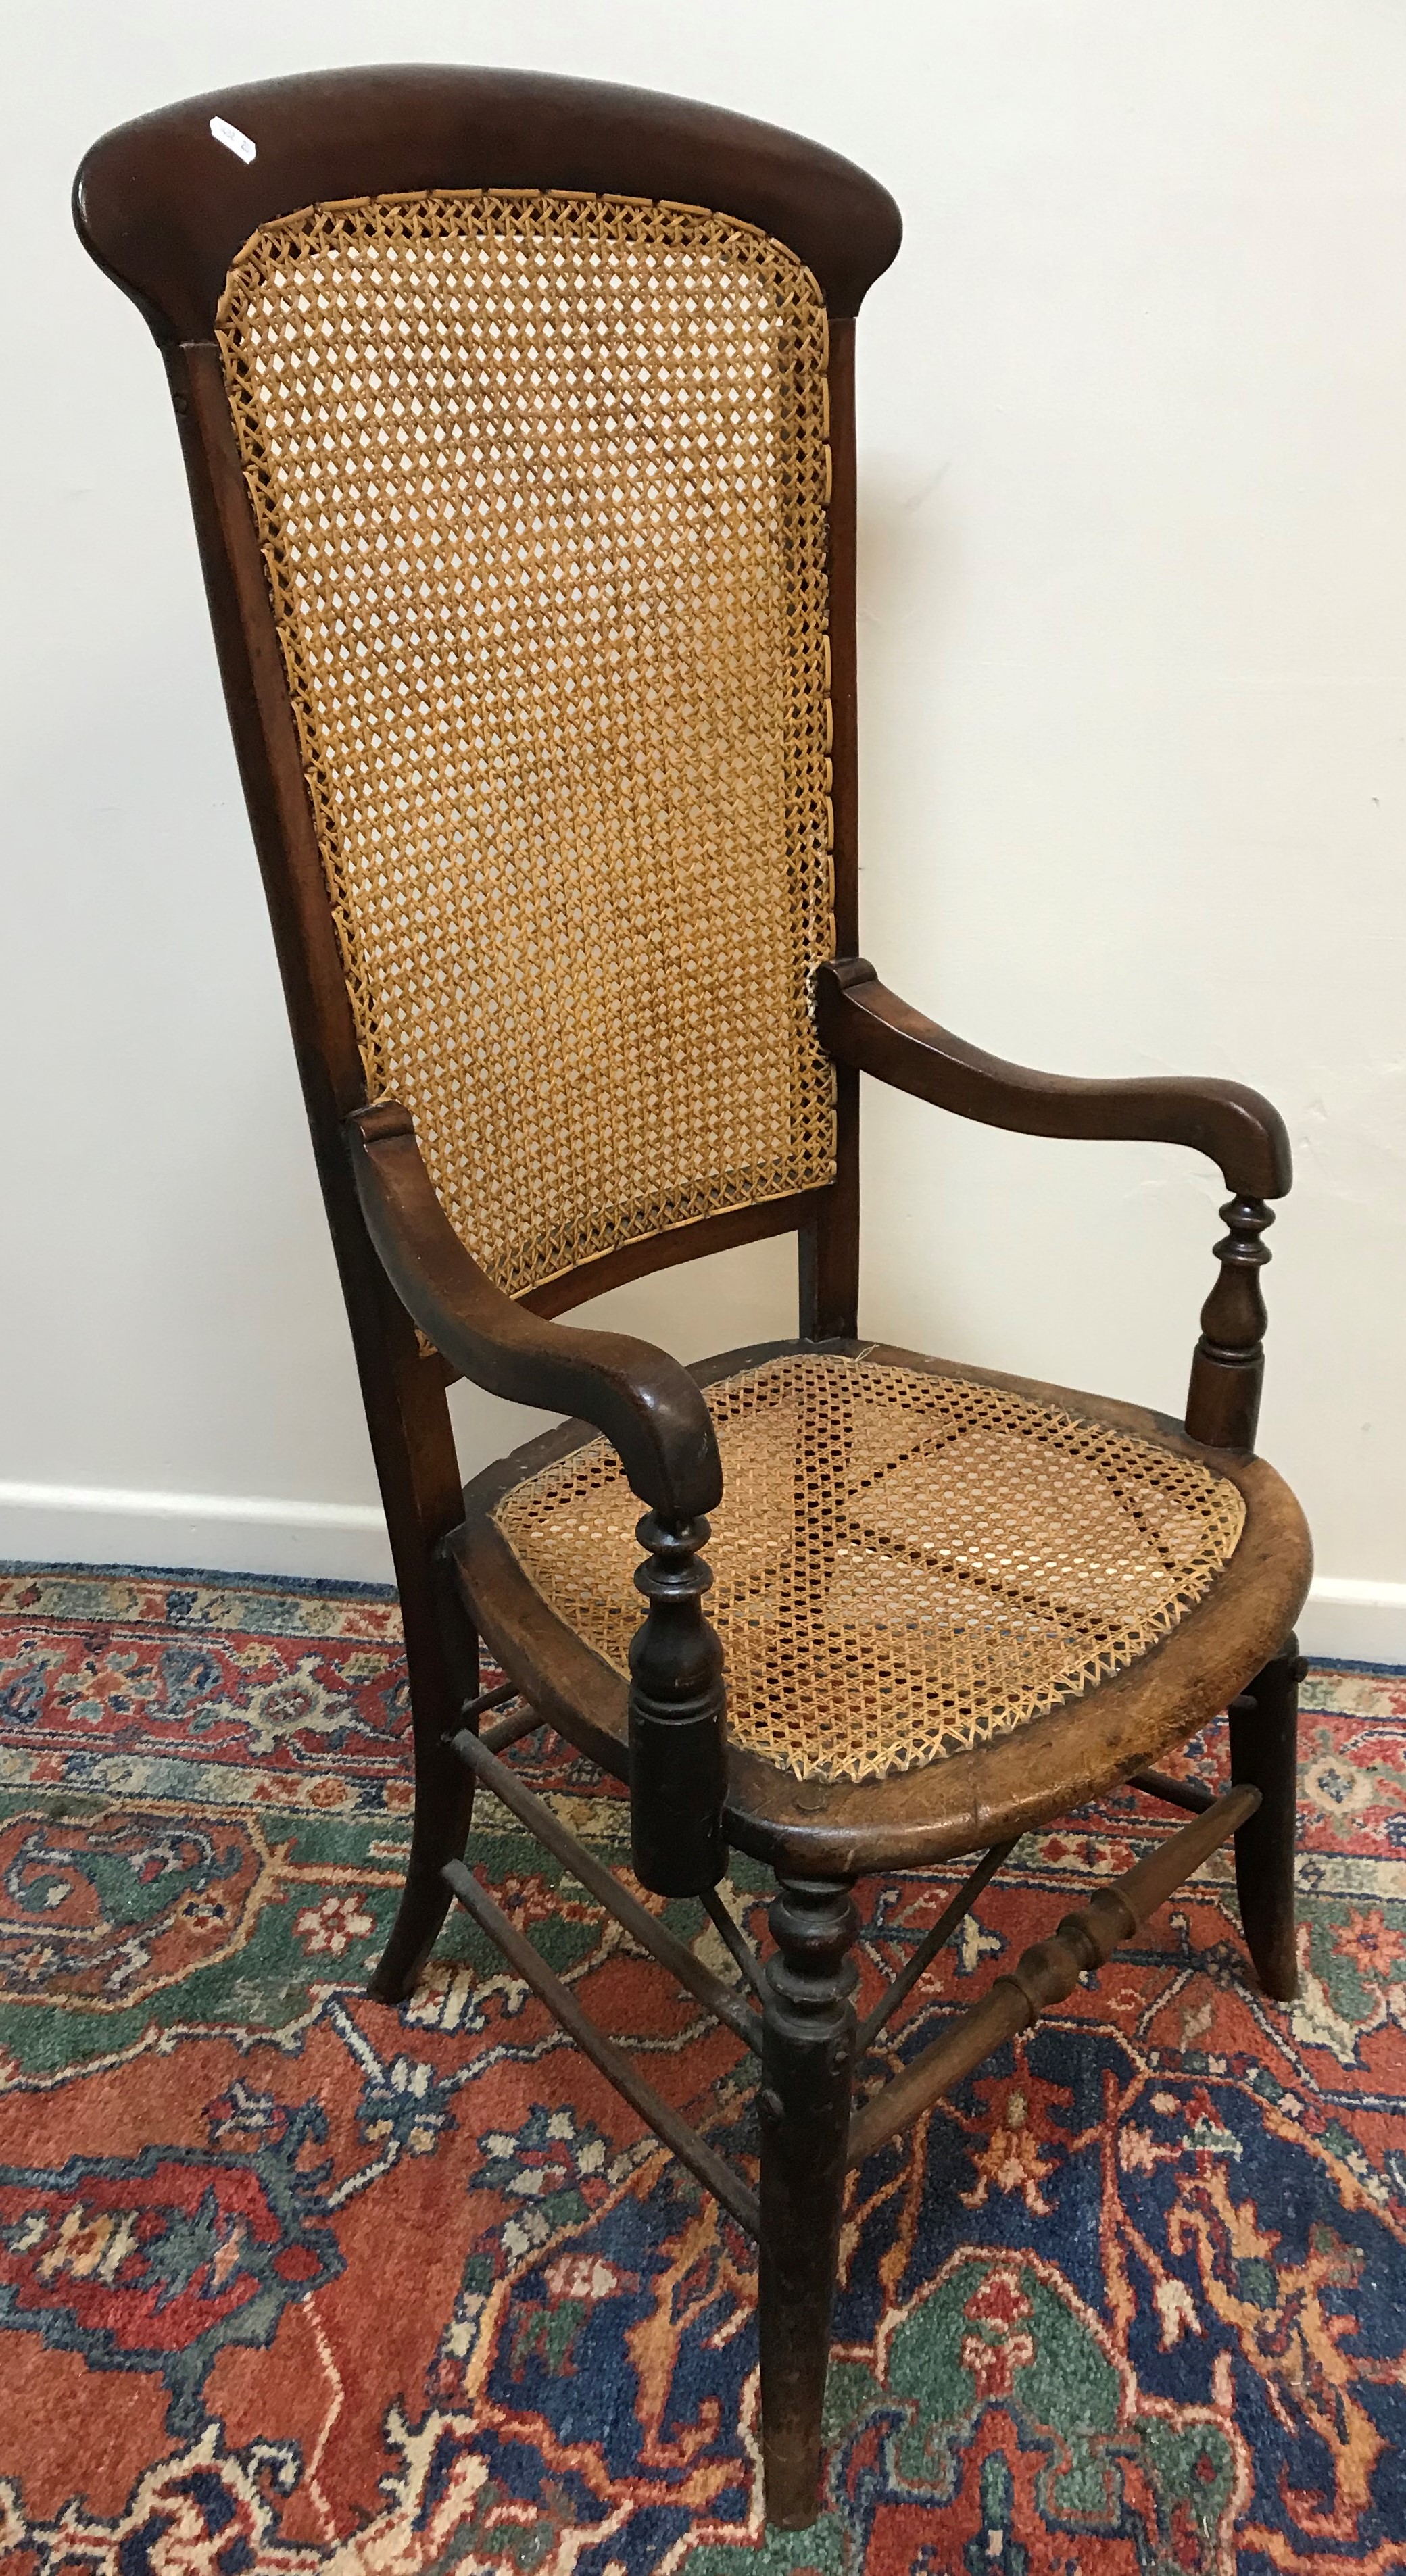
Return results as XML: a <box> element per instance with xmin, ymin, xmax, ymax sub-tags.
<box><xmin>76</xmin><ymin>66</ymin><xmax>1311</xmax><ymax>2531</ymax></box>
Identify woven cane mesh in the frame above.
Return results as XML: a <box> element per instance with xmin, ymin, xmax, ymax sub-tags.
<box><xmin>493</xmin><ymin>1352</ymin><xmax>1247</xmax><ymax>1783</ymax></box>
<box><xmin>216</xmin><ymin>191</ymin><xmax>837</xmax><ymax>1297</ymax></box>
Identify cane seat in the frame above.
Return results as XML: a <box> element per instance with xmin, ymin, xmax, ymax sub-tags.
<box><xmin>494</xmin><ymin>1345</ymin><xmax>1246</xmax><ymax>1780</ymax></box>
<box><xmin>451</xmin><ymin>1337</ymin><xmax>1306</xmax><ymax>1873</ymax></box>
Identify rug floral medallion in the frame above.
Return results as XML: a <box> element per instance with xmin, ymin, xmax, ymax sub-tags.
<box><xmin>0</xmin><ymin>1566</ymin><xmax>1403</xmax><ymax>2574</ymax></box>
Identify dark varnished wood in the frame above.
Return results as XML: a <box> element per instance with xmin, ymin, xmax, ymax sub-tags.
<box><xmin>445</xmin><ymin>1337</ymin><xmax>1313</xmax><ymax>1878</ymax></box>
<box><xmin>817</xmin><ymin>956</ymin><xmax>1293</xmax><ymax>1468</ymax></box>
<box><xmin>170</xmin><ymin>345</ymin><xmax>367</xmax><ymax>1118</ymax></box>
<box><xmin>800</xmin><ymin>317</ymin><xmax>862</xmax><ymax>1343</ymax></box>
<box><xmin>627</xmin><ymin>1512</ymin><xmax>729</xmax><ymax>1896</ymax></box>
<box><xmin>854</xmin><ymin>1840</ymin><xmax>1015</xmax><ymax>2052</ymax></box>
<box><xmin>368</xmin><ymin>1532</ymin><xmax>483</xmax><ymax>2006</ymax></box>
<box><xmin>797</xmin><ymin>1097</ymin><xmax>858</xmax><ymax>1343</ymax></box>
<box><xmin>815</xmin><ymin>958</ymin><xmax>1293</xmax><ymax>1198</ymax></box>
<box><xmin>73</xmin><ymin>64</ymin><xmax>902</xmax><ymax>347</ymax></box>
<box><xmin>479</xmin><ymin>1699</ymin><xmax>548</xmax><ymax>1756</ymax></box>
<box><xmin>349</xmin><ymin>1102</ymin><xmax>722</xmax><ymax>1521</ymax></box>
<box><xmin>523</xmin><ymin>1194</ymin><xmax>823</xmax><ymax>1323</ymax></box>
<box><xmin>152</xmin><ymin>331</ymin><xmax>480</xmax><ymax>2011</ymax></box>
<box><xmin>1186</xmin><ymin>1196</ymin><xmax>1274</xmax><ymax>1451</ymax></box>
<box><xmin>76</xmin><ymin>69</ymin><xmax>895</xmax><ymax>2046</ymax></box>
<box><xmin>446</xmin><ymin>1725</ymin><xmax>758</xmax><ymax>2050</ymax></box>
<box><xmin>846</xmin><ymin>1784</ymin><xmax>1260</xmax><ymax>2166</ymax></box>
<box><xmin>1229</xmin><ymin>1634</ymin><xmax>1303</xmax><ymax>2000</ymax></box>
<box><xmin>758</xmin><ymin>1879</ymin><xmax>859</xmax><ymax>2526</ymax></box>
<box><xmin>443</xmin><ymin>1860</ymin><xmax>760</xmax><ymax>2238</ymax></box>
<box><xmin>1129</xmin><ymin>1768</ymin><xmax>1217</xmax><ymax>1815</ymax></box>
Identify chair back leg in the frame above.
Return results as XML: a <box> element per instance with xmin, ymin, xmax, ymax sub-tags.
<box><xmin>758</xmin><ymin>1875</ymin><xmax>858</xmax><ymax>2527</ymax></box>
<box><xmin>368</xmin><ymin>1544</ymin><xmax>480</xmax><ymax>2004</ymax></box>
<box><xmin>1229</xmin><ymin>1633</ymin><xmax>1303</xmax><ymax>2002</ymax></box>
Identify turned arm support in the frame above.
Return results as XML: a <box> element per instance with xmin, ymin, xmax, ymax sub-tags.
<box><xmin>348</xmin><ymin>1101</ymin><xmax>727</xmax><ymax>1893</ymax></box>
<box><xmin>815</xmin><ymin>958</ymin><xmax>1292</xmax><ymax>1452</ymax></box>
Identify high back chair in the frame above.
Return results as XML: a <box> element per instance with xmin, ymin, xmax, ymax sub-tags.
<box><xmin>75</xmin><ymin>69</ymin><xmax>1311</xmax><ymax>2529</ymax></box>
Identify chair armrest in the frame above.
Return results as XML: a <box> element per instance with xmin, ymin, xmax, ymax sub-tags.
<box><xmin>816</xmin><ymin>957</ymin><xmax>1289</xmax><ymax>1452</ymax></box>
<box><xmin>347</xmin><ymin>1102</ymin><xmax>722</xmax><ymax>1520</ymax></box>
<box><xmin>815</xmin><ymin>958</ymin><xmax>1292</xmax><ymax>1198</ymax></box>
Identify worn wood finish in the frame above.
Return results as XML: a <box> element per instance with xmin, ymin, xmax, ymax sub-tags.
<box><xmin>353</xmin><ymin>1100</ymin><xmax>733</xmax><ymax>1890</ymax></box>
<box><xmin>759</xmin><ymin>1879</ymin><xmax>859</xmax><ymax>2527</ymax></box>
<box><xmin>368</xmin><ymin>1529</ymin><xmax>479</xmax><ymax>2006</ymax></box>
<box><xmin>459</xmin><ymin>1680</ymin><xmax>520</xmax><ymax>1728</ymax></box>
<box><xmin>74</xmin><ymin>66</ymin><xmax>902</xmax><ymax>347</ymax></box>
<box><xmin>800</xmin><ymin>317</ymin><xmax>862</xmax><ymax>1343</ymax></box>
<box><xmin>854</xmin><ymin>1839</ymin><xmax>1015</xmax><ymax>2053</ymax></box>
<box><xmin>445</xmin><ymin>1337</ymin><xmax>1313</xmax><ymax>1879</ymax></box>
<box><xmin>165</xmin><ymin>341</ymin><xmax>481</xmax><ymax>2017</ymax></box>
<box><xmin>1129</xmin><ymin>1767</ymin><xmax>1217</xmax><ymax>1815</ymax></box>
<box><xmin>1186</xmin><ymin>1196</ymin><xmax>1275</xmax><ymax>1452</ymax></box>
<box><xmin>443</xmin><ymin>1860</ymin><xmax>760</xmax><ymax>2238</ymax></box>
<box><xmin>701</xmin><ymin>1887</ymin><xmax>767</xmax><ymax>1998</ymax></box>
<box><xmin>433</xmin><ymin>1194</ymin><xmax>835</xmax><ymax>1374</ymax></box>
<box><xmin>846</xmin><ymin>1783</ymin><xmax>1261</xmax><ymax>2166</ymax></box>
<box><xmin>1229</xmin><ymin>1634</ymin><xmax>1303</xmax><ymax>2000</ymax></box>
<box><xmin>523</xmin><ymin>1193</ymin><xmax>823</xmax><ymax>1323</ymax></box>
<box><xmin>479</xmin><ymin>1699</ymin><xmax>547</xmax><ymax>1756</ymax></box>
<box><xmin>349</xmin><ymin>1103</ymin><xmax>723</xmax><ymax>1519</ymax></box>
<box><xmin>815</xmin><ymin>959</ymin><xmax>1293</xmax><ymax>1197</ymax></box>
<box><xmin>446</xmin><ymin>1726</ymin><xmax>760</xmax><ymax>2050</ymax></box>
<box><xmin>798</xmin><ymin>1068</ymin><xmax>859</xmax><ymax>1344</ymax></box>
<box><xmin>113</xmin><ymin>340</ymin><xmax>478</xmax><ymax>2018</ymax></box>
<box><xmin>627</xmin><ymin>1512</ymin><xmax>729</xmax><ymax>1896</ymax></box>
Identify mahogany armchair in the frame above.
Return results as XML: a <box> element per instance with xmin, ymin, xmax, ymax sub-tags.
<box><xmin>75</xmin><ymin>68</ymin><xmax>1310</xmax><ymax>2530</ymax></box>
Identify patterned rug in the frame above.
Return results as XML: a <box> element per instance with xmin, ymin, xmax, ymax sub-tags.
<box><xmin>1</xmin><ymin>1565</ymin><xmax>1403</xmax><ymax>2574</ymax></box>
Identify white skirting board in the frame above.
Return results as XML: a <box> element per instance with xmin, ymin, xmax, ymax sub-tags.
<box><xmin>0</xmin><ymin>1481</ymin><xmax>395</xmax><ymax>1587</ymax></box>
<box><xmin>0</xmin><ymin>1480</ymin><xmax>1403</xmax><ymax>1665</ymax></box>
<box><xmin>1295</xmin><ymin>1579</ymin><xmax>1406</xmax><ymax>1670</ymax></box>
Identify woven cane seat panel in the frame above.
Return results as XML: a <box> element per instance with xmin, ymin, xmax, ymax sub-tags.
<box><xmin>492</xmin><ymin>1354</ymin><xmax>1247</xmax><ymax>1783</ymax></box>
<box><xmin>216</xmin><ymin>191</ymin><xmax>837</xmax><ymax>1298</ymax></box>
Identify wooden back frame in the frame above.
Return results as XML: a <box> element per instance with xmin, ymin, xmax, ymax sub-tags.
<box><xmin>74</xmin><ymin>66</ymin><xmax>904</xmax><ymax>1904</ymax></box>
<box><xmin>74</xmin><ymin>62</ymin><xmax>900</xmax><ymax>1329</ymax></box>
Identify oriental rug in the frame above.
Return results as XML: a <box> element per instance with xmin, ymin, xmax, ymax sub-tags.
<box><xmin>0</xmin><ymin>1564</ymin><xmax>1403</xmax><ymax>2573</ymax></box>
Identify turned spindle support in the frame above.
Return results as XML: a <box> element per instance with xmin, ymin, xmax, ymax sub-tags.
<box><xmin>1186</xmin><ymin>1194</ymin><xmax>1274</xmax><ymax>1451</ymax></box>
<box><xmin>627</xmin><ymin>1510</ymin><xmax>727</xmax><ymax>1896</ymax></box>
<box><xmin>846</xmin><ymin>1783</ymin><xmax>1261</xmax><ymax>2167</ymax></box>
<box><xmin>758</xmin><ymin>1877</ymin><xmax>860</xmax><ymax>2529</ymax></box>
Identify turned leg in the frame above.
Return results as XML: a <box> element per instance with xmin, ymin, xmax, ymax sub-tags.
<box><xmin>758</xmin><ymin>1876</ymin><xmax>858</xmax><ymax>2528</ymax></box>
<box><xmin>1229</xmin><ymin>1632</ymin><xmax>1303</xmax><ymax>2002</ymax></box>
<box><xmin>369</xmin><ymin>1550</ymin><xmax>479</xmax><ymax>2004</ymax></box>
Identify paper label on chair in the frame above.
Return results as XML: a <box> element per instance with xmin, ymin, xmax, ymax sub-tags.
<box><xmin>210</xmin><ymin>116</ymin><xmax>257</xmax><ymax>164</ymax></box>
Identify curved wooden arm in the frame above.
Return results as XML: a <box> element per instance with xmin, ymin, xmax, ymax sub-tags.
<box><xmin>347</xmin><ymin>1102</ymin><xmax>723</xmax><ymax>1520</ymax></box>
<box><xmin>814</xmin><ymin>958</ymin><xmax>1291</xmax><ymax>1199</ymax></box>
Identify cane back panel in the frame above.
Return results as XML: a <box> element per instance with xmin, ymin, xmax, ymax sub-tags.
<box><xmin>216</xmin><ymin>189</ymin><xmax>838</xmax><ymax>1298</ymax></box>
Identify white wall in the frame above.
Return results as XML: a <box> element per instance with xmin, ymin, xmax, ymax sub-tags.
<box><xmin>5</xmin><ymin>0</ymin><xmax>1404</xmax><ymax>1658</ymax></box>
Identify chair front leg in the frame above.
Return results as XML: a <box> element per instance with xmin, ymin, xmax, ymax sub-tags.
<box><xmin>758</xmin><ymin>1875</ymin><xmax>858</xmax><ymax>2528</ymax></box>
<box><xmin>1229</xmin><ymin>1632</ymin><xmax>1303</xmax><ymax>2002</ymax></box>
